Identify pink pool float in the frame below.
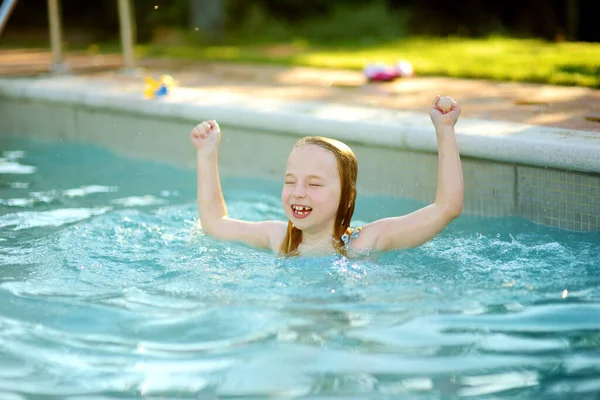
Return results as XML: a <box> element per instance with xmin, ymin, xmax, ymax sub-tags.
<box><xmin>364</xmin><ymin>60</ymin><xmax>414</xmax><ymax>82</ymax></box>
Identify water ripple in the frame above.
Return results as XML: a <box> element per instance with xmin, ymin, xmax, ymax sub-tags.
<box><xmin>1</xmin><ymin>137</ymin><xmax>599</xmax><ymax>398</ymax></box>
<box><xmin>0</xmin><ymin>207</ymin><xmax>112</xmax><ymax>230</ymax></box>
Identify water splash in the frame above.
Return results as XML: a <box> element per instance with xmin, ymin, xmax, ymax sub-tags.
<box><xmin>0</xmin><ymin>137</ymin><xmax>599</xmax><ymax>398</ymax></box>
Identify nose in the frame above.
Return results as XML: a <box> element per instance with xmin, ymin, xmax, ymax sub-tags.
<box><xmin>291</xmin><ymin>182</ymin><xmax>306</xmax><ymax>198</ymax></box>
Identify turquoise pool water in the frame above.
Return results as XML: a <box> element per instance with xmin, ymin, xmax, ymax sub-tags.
<box><xmin>1</xmin><ymin>136</ymin><xmax>599</xmax><ymax>399</ymax></box>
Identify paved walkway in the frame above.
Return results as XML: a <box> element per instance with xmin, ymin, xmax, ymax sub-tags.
<box><xmin>2</xmin><ymin>50</ymin><xmax>599</xmax><ymax>133</ymax></box>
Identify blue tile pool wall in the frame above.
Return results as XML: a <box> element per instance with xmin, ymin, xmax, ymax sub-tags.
<box><xmin>353</xmin><ymin>146</ymin><xmax>517</xmax><ymax>217</ymax></box>
<box><xmin>0</xmin><ymin>98</ymin><xmax>598</xmax><ymax>232</ymax></box>
<box><xmin>463</xmin><ymin>158</ymin><xmax>515</xmax><ymax>217</ymax></box>
<box><xmin>517</xmin><ymin>166</ymin><xmax>600</xmax><ymax>232</ymax></box>
<box><xmin>349</xmin><ymin>146</ymin><xmax>599</xmax><ymax>232</ymax></box>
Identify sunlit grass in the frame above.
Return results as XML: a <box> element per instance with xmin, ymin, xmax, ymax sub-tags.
<box><xmin>3</xmin><ymin>35</ymin><xmax>598</xmax><ymax>88</ymax></box>
<box><xmin>139</xmin><ymin>36</ymin><xmax>600</xmax><ymax>88</ymax></box>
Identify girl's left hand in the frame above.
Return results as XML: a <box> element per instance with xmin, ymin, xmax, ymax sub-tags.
<box><xmin>430</xmin><ymin>95</ymin><xmax>461</xmax><ymax>129</ymax></box>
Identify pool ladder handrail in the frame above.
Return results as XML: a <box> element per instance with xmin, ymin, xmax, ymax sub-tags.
<box><xmin>0</xmin><ymin>0</ymin><xmax>18</xmax><ymax>36</ymax></box>
<box><xmin>0</xmin><ymin>0</ymin><xmax>136</xmax><ymax>73</ymax></box>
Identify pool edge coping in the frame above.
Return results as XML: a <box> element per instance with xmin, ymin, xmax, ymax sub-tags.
<box><xmin>1</xmin><ymin>75</ymin><xmax>599</xmax><ymax>174</ymax></box>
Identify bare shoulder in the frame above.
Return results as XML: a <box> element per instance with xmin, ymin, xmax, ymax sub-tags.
<box><xmin>348</xmin><ymin>203</ymin><xmax>457</xmax><ymax>252</ymax></box>
<box><xmin>347</xmin><ymin>222</ymin><xmax>380</xmax><ymax>251</ymax></box>
<box><xmin>216</xmin><ymin>218</ymin><xmax>288</xmax><ymax>252</ymax></box>
<box><xmin>264</xmin><ymin>220</ymin><xmax>288</xmax><ymax>252</ymax></box>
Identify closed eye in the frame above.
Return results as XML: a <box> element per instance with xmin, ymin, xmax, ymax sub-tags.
<box><xmin>308</xmin><ymin>183</ymin><xmax>322</xmax><ymax>187</ymax></box>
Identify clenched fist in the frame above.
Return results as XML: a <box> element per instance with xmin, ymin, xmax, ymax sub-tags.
<box><xmin>430</xmin><ymin>95</ymin><xmax>461</xmax><ymax>130</ymax></box>
<box><xmin>191</xmin><ymin>120</ymin><xmax>221</xmax><ymax>156</ymax></box>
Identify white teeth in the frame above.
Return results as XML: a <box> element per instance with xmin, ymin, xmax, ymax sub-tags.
<box><xmin>292</xmin><ymin>205</ymin><xmax>311</xmax><ymax>214</ymax></box>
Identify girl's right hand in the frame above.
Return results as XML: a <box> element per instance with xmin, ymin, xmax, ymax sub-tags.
<box><xmin>429</xmin><ymin>96</ymin><xmax>461</xmax><ymax>129</ymax></box>
<box><xmin>191</xmin><ymin>120</ymin><xmax>221</xmax><ymax>156</ymax></box>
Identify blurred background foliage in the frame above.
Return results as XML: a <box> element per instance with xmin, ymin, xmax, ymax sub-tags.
<box><xmin>3</xmin><ymin>0</ymin><xmax>595</xmax><ymax>46</ymax></box>
<box><xmin>3</xmin><ymin>1</ymin><xmax>598</xmax><ymax>87</ymax></box>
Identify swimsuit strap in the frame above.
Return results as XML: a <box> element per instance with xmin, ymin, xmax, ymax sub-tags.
<box><xmin>341</xmin><ymin>227</ymin><xmax>362</xmax><ymax>247</ymax></box>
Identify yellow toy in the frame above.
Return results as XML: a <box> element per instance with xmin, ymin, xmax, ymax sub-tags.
<box><xmin>144</xmin><ymin>75</ymin><xmax>178</xmax><ymax>99</ymax></box>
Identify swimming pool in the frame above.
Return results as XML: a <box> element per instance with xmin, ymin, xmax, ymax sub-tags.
<box><xmin>1</xmin><ymin>136</ymin><xmax>599</xmax><ymax>399</ymax></box>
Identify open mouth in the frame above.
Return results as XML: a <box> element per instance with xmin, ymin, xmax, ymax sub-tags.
<box><xmin>291</xmin><ymin>205</ymin><xmax>312</xmax><ymax>219</ymax></box>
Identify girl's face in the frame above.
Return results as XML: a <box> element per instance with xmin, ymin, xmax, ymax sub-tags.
<box><xmin>281</xmin><ymin>144</ymin><xmax>341</xmax><ymax>234</ymax></box>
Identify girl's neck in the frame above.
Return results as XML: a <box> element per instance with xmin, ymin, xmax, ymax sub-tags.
<box><xmin>298</xmin><ymin>228</ymin><xmax>337</xmax><ymax>255</ymax></box>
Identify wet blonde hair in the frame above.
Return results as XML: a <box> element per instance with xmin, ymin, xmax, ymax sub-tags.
<box><xmin>280</xmin><ymin>136</ymin><xmax>359</xmax><ymax>257</ymax></box>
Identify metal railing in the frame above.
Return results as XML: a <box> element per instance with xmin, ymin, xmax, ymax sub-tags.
<box><xmin>0</xmin><ymin>0</ymin><xmax>18</xmax><ymax>36</ymax></box>
<box><xmin>0</xmin><ymin>0</ymin><xmax>136</xmax><ymax>73</ymax></box>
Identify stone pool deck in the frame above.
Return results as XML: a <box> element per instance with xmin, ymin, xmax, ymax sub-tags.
<box><xmin>0</xmin><ymin>61</ymin><xmax>599</xmax><ymax>173</ymax></box>
<box><xmin>1</xmin><ymin>50</ymin><xmax>600</xmax><ymax>133</ymax></box>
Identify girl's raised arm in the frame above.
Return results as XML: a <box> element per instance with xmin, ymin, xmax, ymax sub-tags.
<box><xmin>354</xmin><ymin>96</ymin><xmax>464</xmax><ymax>251</ymax></box>
<box><xmin>191</xmin><ymin>121</ymin><xmax>286</xmax><ymax>251</ymax></box>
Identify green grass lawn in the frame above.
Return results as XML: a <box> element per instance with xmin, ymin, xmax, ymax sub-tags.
<box><xmin>138</xmin><ymin>36</ymin><xmax>600</xmax><ymax>88</ymax></box>
<box><xmin>3</xmin><ymin>36</ymin><xmax>599</xmax><ymax>88</ymax></box>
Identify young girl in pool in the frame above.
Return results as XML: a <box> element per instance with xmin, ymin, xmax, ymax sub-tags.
<box><xmin>191</xmin><ymin>95</ymin><xmax>463</xmax><ymax>257</ymax></box>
